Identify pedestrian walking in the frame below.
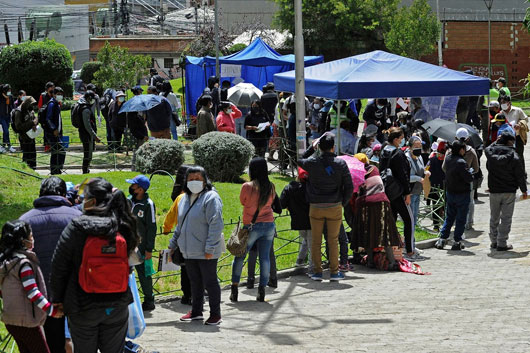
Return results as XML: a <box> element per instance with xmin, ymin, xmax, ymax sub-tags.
<box><xmin>196</xmin><ymin>95</ymin><xmax>216</xmax><ymax>138</ymax></box>
<box><xmin>485</xmin><ymin>131</ymin><xmax>527</xmax><ymax>251</ymax></box>
<box><xmin>43</xmin><ymin>87</ymin><xmax>66</xmax><ymax>175</ymax></box>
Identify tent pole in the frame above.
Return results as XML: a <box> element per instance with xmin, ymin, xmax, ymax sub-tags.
<box><xmin>336</xmin><ymin>100</ymin><xmax>341</xmax><ymax>155</ymax></box>
<box><xmin>294</xmin><ymin>0</ymin><xmax>306</xmax><ymax>160</ymax></box>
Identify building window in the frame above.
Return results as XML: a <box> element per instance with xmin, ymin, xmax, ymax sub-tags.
<box><xmin>164</xmin><ymin>58</ymin><xmax>174</xmax><ymax>69</ymax></box>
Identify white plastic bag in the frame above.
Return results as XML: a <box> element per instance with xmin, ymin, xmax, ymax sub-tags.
<box><xmin>126</xmin><ymin>272</ymin><xmax>146</xmax><ymax>339</ymax></box>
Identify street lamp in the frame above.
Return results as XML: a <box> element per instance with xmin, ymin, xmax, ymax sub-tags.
<box><xmin>484</xmin><ymin>0</ymin><xmax>494</xmax><ymax>79</ymax></box>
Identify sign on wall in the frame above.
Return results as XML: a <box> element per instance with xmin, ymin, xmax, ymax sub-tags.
<box><xmin>221</xmin><ymin>64</ymin><xmax>242</xmax><ymax>78</ymax></box>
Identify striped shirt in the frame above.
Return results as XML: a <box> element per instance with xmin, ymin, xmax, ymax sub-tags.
<box><xmin>20</xmin><ymin>263</ymin><xmax>57</xmax><ymax>317</ymax></box>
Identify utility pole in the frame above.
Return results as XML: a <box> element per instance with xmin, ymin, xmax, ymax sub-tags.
<box><xmin>485</xmin><ymin>0</ymin><xmax>494</xmax><ymax>79</ymax></box>
<box><xmin>214</xmin><ymin>0</ymin><xmax>220</xmax><ymax>79</ymax></box>
<box><xmin>113</xmin><ymin>0</ymin><xmax>118</xmax><ymax>37</ymax></box>
<box><xmin>436</xmin><ymin>0</ymin><xmax>443</xmax><ymax>66</ymax></box>
<box><xmin>4</xmin><ymin>24</ymin><xmax>10</xmax><ymax>46</ymax></box>
<box><xmin>294</xmin><ymin>0</ymin><xmax>306</xmax><ymax>158</ymax></box>
<box><xmin>194</xmin><ymin>2</ymin><xmax>199</xmax><ymax>34</ymax></box>
<box><xmin>17</xmin><ymin>18</ymin><xmax>23</xmax><ymax>43</ymax></box>
<box><xmin>159</xmin><ymin>0</ymin><xmax>164</xmax><ymax>35</ymax></box>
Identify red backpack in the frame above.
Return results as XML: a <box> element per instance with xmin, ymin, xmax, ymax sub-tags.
<box><xmin>79</xmin><ymin>232</ymin><xmax>129</xmax><ymax>294</ymax></box>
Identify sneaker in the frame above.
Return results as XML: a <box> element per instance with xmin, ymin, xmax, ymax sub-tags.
<box><xmin>496</xmin><ymin>244</ymin><xmax>513</xmax><ymax>251</ymax></box>
<box><xmin>451</xmin><ymin>242</ymin><xmax>465</xmax><ymax>251</ymax></box>
<box><xmin>306</xmin><ymin>271</ymin><xmax>314</xmax><ymax>278</ymax></box>
<box><xmin>311</xmin><ymin>272</ymin><xmax>323</xmax><ymax>281</ymax></box>
<box><xmin>295</xmin><ymin>261</ymin><xmax>306</xmax><ymax>268</ymax></box>
<box><xmin>414</xmin><ymin>247</ymin><xmax>424</xmax><ymax>255</ymax></box>
<box><xmin>434</xmin><ymin>238</ymin><xmax>446</xmax><ymax>250</ymax></box>
<box><xmin>180</xmin><ymin>311</ymin><xmax>204</xmax><ymax>321</ymax></box>
<box><xmin>404</xmin><ymin>253</ymin><xmax>428</xmax><ymax>262</ymax></box>
<box><xmin>204</xmin><ymin>315</ymin><xmax>222</xmax><ymax>325</ymax></box>
<box><xmin>142</xmin><ymin>302</ymin><xmax>155</xmax><ymax>312</ymax></box>
<box><xmin>330</xmin><ymin>272</ymin><xmax>345</xmax><ymax>281</ymax></box>
<box><xmin>347</xmin><ymin>263</ymin><xmax>355</xmax><ymax>271</ymax></box>
<box><xmin>465</xmin><ymin>224</ymin><xmax>473</xmax><ymax>230</ymax></box>
<box><xmin>0</xmin><ymin>146</ymin><xmax>5</xmax><ymax>154</ymax></box>
<box><xmin>7</xmin><ymin>146</ymin><xmax>15</xmax><ymax>153</ymax></box>
<box><xmin>490</xmin><ymin>243</ymin><xmax>497</xmax><ymax>249</ymax></box>
<box><xmin>338</xmin><ymin>264</ymin><xmax>349</xmax><ymax>272</ymax></box>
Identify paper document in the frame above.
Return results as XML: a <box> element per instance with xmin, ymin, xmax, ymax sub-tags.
<box><xmin>158</xmin><ymin>249</ymin><xmax>181</xmax><ymax>272</ymax></box>
<box><xmin>26</xmin><ymin>125</ymin><xmax>43</xmax><ymax>139</ymax></box>
<box><xmin>256</xmin><ymin>122</ymin><xmax>270</xmax><ymax>133</ymax></box>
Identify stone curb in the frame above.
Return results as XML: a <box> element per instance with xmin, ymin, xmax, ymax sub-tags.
<box><xmin>415</xmin><ymin>237</ymin><xmax>438</xmax><ymax>249</ymax></box>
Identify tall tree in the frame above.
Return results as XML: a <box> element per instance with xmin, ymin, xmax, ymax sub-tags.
<box><xmin>384</xmin><ymin>0</ymin><xmax>440</xmax><ymax>59</ymax></box>
<box><xmin>93</xmin><ymin>41</ymin><xmax>151</xmax><ymax>90</ymax></box>
<box><xmin>272</xmin><ymin>0</ymin><xmax>399</xmax><ymax>57</ymax></box>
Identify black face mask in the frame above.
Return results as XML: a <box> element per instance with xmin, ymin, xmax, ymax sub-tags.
<box><xmin>489</xmin><ymin>109</ymin><xmax>497</xmax><ymax>116</ymax></box>
<box><xmin>252</xmin><ymin>107</ymin><xmax>259</xmax><ymax>114</ymax></box>
<box><xmin>129</xmin><ymin>186</ymin><xmax>137</xmax><ymax>198</ymax></box>
<box><xmin>412</xmin><ymin>148</ymin><xmax>422</xmax><ymax>157</ymax></box>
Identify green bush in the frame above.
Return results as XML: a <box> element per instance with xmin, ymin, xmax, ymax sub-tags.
<box><xmin>61</xmin><ymin>99</ymin><xmax>75</xmax><ymax>111</ymax></box>
<box><xmin>228</xmin><ymin>43</ymin><xmax>247</xmax><ymax>54</ymax></box>
<box><xmin>0</xmin><ymin>39</ymin><xmax>74</xmax><ymax>99</ymax></box>
<box><xmin>192</xmin><ymin>132</ymin><xmax>255</xmax><ymax>182</ymax></box>
<box><xmin>135</xmin><ymin>139</ymin><xmax>185</xmax><ymax>175</ymax></box>
<box><xmin>80</xmin><ymin>61</ymin><xmax>103</xmax><ymax>85</ymax></box>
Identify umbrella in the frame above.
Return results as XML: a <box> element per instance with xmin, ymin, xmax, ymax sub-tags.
<box><xmin>227</xmin><ymin>83</ymin><xmax>262</xmax><ymax>107</ymax></box>
<box><xmin>119</xmin><ymin>94</ymin><xmax>163</xmax><ymax>113</ymax></box>
<box><xmin>422</xmin><ymin>119</ymin><xmax>483</xmax><ymax>147</ymax></box>
<box><xmin>337</xmin><ymin>155</ymin><xmax>366</xmax><ymax>193</ymax></box>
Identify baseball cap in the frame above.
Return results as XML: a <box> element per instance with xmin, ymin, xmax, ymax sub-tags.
<box><xmin>493</xmin><ymin>113</ymin><xmax>506</xmax><ymax>123</ymax></box>
<box><xmin>456</xmin><ymin>127</ymin><xmax>469</xmax><ymax>140</ymax></box>
<box><xmin>489</xmin><ymin>100</ymin><xmax>500</xmax><ymax>108</ymax></box>
<box><xmin>126</xmin><ymin>175</ymin><xmax>150</xmax><ymax>191</ymax></box>
<box><xmin>116</xmin><ymin>91</ymin><xmax>126</xmax><ymax>98</ymax></box>
<box><xmin>498</xmin><ymin>124</ymin><xmax>515</xmax><ymax>137</ymax></box>
<box><xmin>364</xmin><ymin>124</ymin><xmax>378</xmax><ymax>137</ymax></box>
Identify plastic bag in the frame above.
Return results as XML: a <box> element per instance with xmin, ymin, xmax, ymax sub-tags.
<box><xmin>127</xmin><ymin>272</ymin><xmax>146</xmax><ymax>339</ymax></box>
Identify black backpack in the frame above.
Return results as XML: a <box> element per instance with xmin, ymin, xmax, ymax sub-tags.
<box><xmin>10</xmin><ymin>108</ymin><xmax>21</xmax><ymax>134</ymax></box>
<box><xmin>71</xmin><ymin>102</ymin><xmax>88</xmax><ymax>129</ymax></box>
<box><xmin>37</xmin><ymin>93</ymin><xmax>49</xmax><ymax>127</ymax></box>
<box><xmin>379</xmin><ymin>148</ymin><xmax>404</xmax><ymax>201</ymax></box>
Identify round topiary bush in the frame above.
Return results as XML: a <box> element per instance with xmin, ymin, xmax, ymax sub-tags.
<box><xmin>192</xmin><ymin>132</ymin><xmax>255</xmax><ymax>182</ymax></box>
<box><xmin>135</xmin><ymin>139</ymin><xmax>185</xmax><ymax>175</ymax></box>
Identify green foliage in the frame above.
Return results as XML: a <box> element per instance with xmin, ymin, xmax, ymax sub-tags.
<box><xmin>192</xmin><ymin>132</ymin><xmax>255</xmax><ymax>182</ymax></box>
<box><xmin>272</xmin><ymin>0</ymin><xmax>399</xmax><ymax>55</ymax></box>
<box><xmin>135</xmin><ymin>139</ymin><xmax>185</xmax><ymax>175</ymax></box>
<box><xmin>384</xmin><ymin>0</ymin><xmax>440</xmax><ymax>59</ymax></box>
<box><xmin>93</xmin><ymin>42</ymin><xmax>151</xmax><ymax>90</ymax></box>
<box><xmin>228</xmin><ymin>43</ymin><xmax>247</xmax><ymax>54</ymax></box>
<box><xmin>80</xmin><ymin>61</ymin><xmax>103</xmax><ymax>84</ymax></box>
<box><xmin>0</xmin><ymin>39</ymin><xmax>73</xmax><ymax>99</ymax></box>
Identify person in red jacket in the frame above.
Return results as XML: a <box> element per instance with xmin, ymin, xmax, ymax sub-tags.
<box><xmin>215</xmin><ymin>101</ymin><xmax>242</xmax><ymax>133</ymax></box>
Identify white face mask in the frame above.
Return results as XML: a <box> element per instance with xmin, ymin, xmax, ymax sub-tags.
<box><xmin>226</xmin><ymin>109</ymin><xmax>232</xmax><ymax>114</ymax></box>
<box><xmin>118</xmin><ymin>97</ymin><xmax>125</xmax><ymax>103</ymax></box>
<box><xmin>313</xmin><ymin>104</ymin><xmax>321</xmax><ymax>110</ymax></box>
<box><xmin>187</xmin><ymin>180</ymin><xmax>204</xmax><ymax>194</ymax></box>
<box><xmin>496</xmin><ymin>83</ymin><xmax>500</xmax><ymax>89</ymax></box>
<box><xmin>56</xmin><ymin>95</ymin><xmax>63</xmax><ymax>102</ymax></box>
<box><xmin>6</xmin><ymin>91</ymin><xmax>11</xmax><ymax>96</ymax></box>
<box><xmin>377</xmin><ymin>104</ymin><xmax>384</xmax><ymax>110</ymax></box>
<box><xmin>501</xmin><ymin>103</ymin><xmax>509</xmax><ymax>111</ymax></box>
<box><xmin>21</xmin><ymin>96</ymin><xmax>27</xmax><ymax>101</ymax></box>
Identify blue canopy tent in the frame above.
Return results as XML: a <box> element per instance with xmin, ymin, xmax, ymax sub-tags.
<box><xmin>185</xmin><ymin>38</ymin><xmax>323</xmax><ymax>115</ymax></box>
<box><xmin>273</xmin><ymin>50</ymin><xmax>490</xmax><ymax>98</ymax></box>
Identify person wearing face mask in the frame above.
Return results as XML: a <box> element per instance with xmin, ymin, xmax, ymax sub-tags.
<box><xmin>486</xmin><ymin>113</ymin><xmax>508</xmax><ymax>147</ymax></box>
<box><xmin>126</xmin><ymin>175</ymin><xmax>157</xmax><ymax>312</ymax></box>
<box><xmin>215</xmin><ymin>101</ymin><xmax>242</xmax><ymax>133</ymax></box>
<box><xmin>19</xmin><ymin>176</ymin><xmax>81</xmax><ymax>353</ymax></box>
<box><xmin>85</xmin><ymin>84</ymin><xmax>101</xmax><ymax>127</ymax></box>
<box><xmin>169</xmin><ymin>166</ymin><xmax>224</xmax><ymax>325</ymax></box>
<box><xmin>363</xmin><ymin>98</ymin><xmax>390</xmax><ymax>143</ymax></box>
<box><xmin>0</xmin><ymin>84</ymin><xmax>15</xmax><ymax>153</ymax></box>
<box><xmin>426</xmin><ymin>141</ymin><xmax>447</xmax><ymax>231</ymax></box>
<box><xmin>44</xmin><ymin>87</ymin><xmax>66</xmax><ymax>175</ymax></box>
<box><xmin>380</xmin><ymin>127</ymin><xmax>416</xmax><ymax>259</ymax></box>
<box><xmin>76</xmin><ymin>90</ymin><xmax>101</xmax><ymax>174</ymax></box>
<box><xmin>405</xmin><ymin>136</ymin><xmax>430</xmax><ymax>254</ymax></box>
<box><xmin>410</xmin><ymin>97</ymin><xmax>432</xmax><ymax>123</ymax></box>
<box><xmin>499</xmin><ymin>95</ymin><xmax>528</xmax><ymax>178</ymax></box>
<box><xmin>13</xmin><ymin>96</ymin><xmax>39</xmax><ymax>169</ymax></box>
<box><xmin>309</xmin><ymin>97</ymin><xmax>324</xmax><ymax>140</ymax></box>
<box><xmin>496</xmin><ymin>77</ymin><xmax>511</xmax><ymax>98</ymax></box>
<box><xmin>14</xmin><ymin>90</ymin><xmax>26</xmax><ymax>108</ymax></box>
<box><xmin>485</xmin><ymin>130</ymin><xmax>527</xmax><ymax>251</ymax></box>
<box><xmin>196</xmin><ymin>95</ymin><xmax>216</xmax><ymax>138</ymax></box>
<box><xmin>107</xmin><ymin>91</ymin><xmax>127</xmax><ymax>151</ymax></box>
<box><xmin>0</xmin><ymin>220</ymin><xmax>65</xmax><ymax>353</ymax></box>
<box><xmin>245</xmin><ymin>99</ymin><xmax>272</xmax><ymax>158</ymax></box>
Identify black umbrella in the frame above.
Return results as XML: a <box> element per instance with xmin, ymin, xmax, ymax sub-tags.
<box><xmin>422</xmin><ymin>119</ymin><xmax>483</xmax><ymax>147</ymax></box>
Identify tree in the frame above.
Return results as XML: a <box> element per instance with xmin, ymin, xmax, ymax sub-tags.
<box><xmin>384</xmin><ymin>0</ymin><xmax>440</xmax><ymax>59</ymax></box>
<box><xmin>272</xmin><ymin>0</ymin><xmax>399</xmax><ymax>57</ymax></box>
<box><xmin>0</xmin><ymin>39</ymin><xmax>73</xmax><ymax>99</ymax></box>
<box><xmin>93</xmin><ymin>41</ymin><xmax>151</xmax><ymax>90</ymax></box>
<box><xmin>184</xmin><ymin>24</ymin><xmax>233</xmax><ymax>57</ymax></box>
<box><xmin>80</xmin><ymin>61</ymin><xmax>103</xmax><ymax>84</ymax></box>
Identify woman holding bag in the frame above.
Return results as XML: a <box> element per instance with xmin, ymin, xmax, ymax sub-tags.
<box><xmin>230</xmin><ymin>157</ymin><xmax>279</xmax><ymax>303</ymax></box>
<box><xmin>169</xmin><ymin>166</ymin><xmax>224</xmax><ymax>326</ymax></box>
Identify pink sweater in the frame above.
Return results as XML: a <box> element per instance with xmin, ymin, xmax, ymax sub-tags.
<box><xmin>240</xmin><ymin>182</ymin><xmax>274</xmax><ymax>224</ymax></box>
<box><xmin>216</xmin><ymin>106</ymin><xmax>242</xmax><ymax>133</ymax></box>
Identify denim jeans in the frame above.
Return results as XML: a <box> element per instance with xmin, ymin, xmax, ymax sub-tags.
<box><xmin>170</xmin><ymin>118</ymin><xmax>178</xmax><ymax>140</ymax></box>
<box><xmin>410</xmin><ymin>193</ymin><xmax>421</xmax><ymax>249</ymax></box>
<box><xmin>440</xmin><ymin>191</ymin><xmax>470</xmax><ymax>243</ymax></box>
<box><xmin>235</xmin><ymin>115</ymin><xmax>246</xmax><ymax>138</ymax></box>
<box><xmin>297</xmin><ymin>229</ymin><xmax>313</xmax><ymax>272</ymax></box>
<box><xmin>0</xmin><ymin>117</ymin><xmax>10</xmax><ymax>145</ymax></box>
<box><xmin>231</xmin><ymin>222</ymin><xmax>275</xmax><ymax>287</ymax></box>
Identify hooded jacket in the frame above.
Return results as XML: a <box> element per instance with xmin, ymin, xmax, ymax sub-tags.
<box><xmin>485</xmin><ymin>142</ymin><xmax>527</xmax><ymax>194</ymax></box>
<box><xmin>77</xmin><ymin>97</ymin><xmax>97</xmax><ymax>141</ymax></box>
<box><xmin>13</xmin><ymin>96</ymin><xmax>37</xmax><ymax>143</ymax></box>
<box><xmin>51</xmin><ymin>215</ymin><xmax>134</xmax><ymax>315</ymax></box>
<box><xmin>380</xmin><ymin>145</ymin><xmax>411</xmax><ymax>196</ymax></box>
<box><xmin>280</xmin><ymin>181</ymin><xmax>311</xmax><ymax>230</ymax></box>
<box><xmin>19</xmin><ymin>195</ymin><xmax>81</xmax><ymax>294</ymax></box>
<box><xmin>444</xmin><ymin>153</ymin><xmax>473</xmax><ymax>194</ymax></box>
<box><xmin>215</xmin><ymin>105</ymin><xmax>242</xmax><ymax>133</ymax></box>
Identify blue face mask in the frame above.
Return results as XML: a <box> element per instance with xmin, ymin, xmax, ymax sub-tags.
<box><xmin>377</xmin><ymin>104</ymin><xmax>384</xmax><ymax>110</ymax></box>
<box><xmin>399</xmin><ymin>138</ymin><xmax>406</xmax><ymax>147</ymax></box>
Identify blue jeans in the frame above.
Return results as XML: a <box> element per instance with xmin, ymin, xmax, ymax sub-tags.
<box><xmin>440</xmin><ymin>192</ymin><xmax>470</xmax><ymax>242</ymax></box>
<box><xmin>170</xmin><ymin>118</ymin><xmax>178</xmax><ymax>140</ymax></box>
<box><xmin>410</xmin><ymin>193</ymin><xmax>421</xmax><ymax>249</ymax></box>
<box><xmin>231</xmin><ymin>222</ymin><xmax>275</xmax><ymax>287</ymax></box>
<box><xmin>235</xmin><ymin>116</ymin><xmax>246</xmax><ymax>138</ymax></box>
<box><xmin>0</xmin><ymin>117</ymin><xmax>10</xmax><ymax>145</ymax></box>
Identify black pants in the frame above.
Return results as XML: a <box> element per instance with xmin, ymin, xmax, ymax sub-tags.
<box><xmin>104</xmin><ymin>116</ymin><xmax>113</xmax><ymax>147</ymax></box>
<box><xmin>516</xmin><ymin>135</ymin><xmax>526</xmax><ymax>178</ymax></box>
<box><xmin>43</xmin><ymin>316</ymin><xmax>66</xmax><ymax>353</ymax></box>
<box><xmin>185</xmin><ymin>259</ymin><xmax>221</xmax><ymax>318</ymax></box>
<box><xmin>68</xmin><ymin>306</ymin><xmax>128</xmax><ymax>353</ymax></box>
<box><xmin>81</xmin><ymin>139</ymin><xmax>94</xmax><ymax>174</ymax></box>
<box><xmin>181</xmin><ymin>265</ymin><xmax>192</xmax><ymax>300</ymax></box>
<box><xmin>110</xmin><ymin>127</ymin><xmax>124</xmax><ymax>149</ymax></box>
<box><xmin>247</xmin><ymin>238</ymin><xmax>277</xmax><ymax>281</ymax></box>
<box><xmin>20</xmin><ymin>139</ymin><xmax>36</xmax><ymax>169</ymax></box>
<box><xmin>390</xmin><ymin>196</ymin><xmax>414</xmax><ymax>253</ymax></box>
<box><xmin>324</xmin><ymin>223</ymin><xmax>349</xmax><ymax>265</ymax></box>
<box><xmin>49</xmin><ymin>136</ymin><xmax>66</xmax><ymax>175</ymax></box>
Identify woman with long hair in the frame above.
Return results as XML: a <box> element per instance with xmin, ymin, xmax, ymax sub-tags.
<box><xmin>0</xmin><ymin>220</ymin><xmax>63</xmax><ymax>353</ymax></box>
<box><xmin>231</xmin><ymin>157</ymin><xmax>278</xmax><ymax>302</ymax></box>
<box><xmin>245</xmin><ymin>100</ymin><xmax>271</xmax><ymax>158</ymax></box>
<box><xmin>51</xmin><ymin>178</ymin><xmax>140</xmax><ymax>353</ymax></box>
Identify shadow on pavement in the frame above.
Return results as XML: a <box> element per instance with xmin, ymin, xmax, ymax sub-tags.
<box><xmin>463</xmin><ymin>230</ymin><xmax>484</xmax><ymax>240</ymax></box>
<box><xmin>487</xmin><ymin>250</ymin><xmax>530</xmax><ymax>259</ymax></box>
<box><xmin>446</xmin><ymin>250</ymin><xmax>475</xmax><ymax>256</ymax></box>
<box><xmin>335</xmin><ymin>318</ymin><xmax>394</xmax><ymax>325</ymax></box>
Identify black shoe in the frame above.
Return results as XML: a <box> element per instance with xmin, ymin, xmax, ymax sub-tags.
<box><xmin>267</xmin><ymin>278</ymin><xmax>277</xmax><ymax>288</ymax></box>
<box><xmin>490</xmin><ymin>243</ymin><xmax>497</xmax><ymax>249</ymax></box>
<box><xmin>180</xmin><ymin>296</ymin><xmax>192</xmax><ymax>305</ymax></box>
<box><xmin>496</xmin><ymin>244</ymin><xmax>513</xmax><ymax>251</ymax></box>
<box><xmin>451</xmin><ymin>242</ymin><xmax>465</xmax><ymax>251</ymax></box>
<box><xmin>256</xmin><ymin>286</ymin><xmax>265</xmax><ymax>302</ymax></box>
<box><xmin>433</xmin><ymin>225</ymin><xmax>440</xmax><ymax>232</ymax></box>
<box><xmin>434</xmin><ymin>238</ymin><xmax>446</xmax><ymax>250</ymax></box>
<box><xmin>246</xmin><ymin>277</ymin><xmax>255</xmax><ymax>289</ymax></box>
<box><xmin>229</xmin><ymin>284</ymin><xmax>238</xmax><ymax>302</ymax></box>
<box><xmin>142</xmin><ymin>302</ymin><xmax>155</xmax><ymax>312</ymax></box>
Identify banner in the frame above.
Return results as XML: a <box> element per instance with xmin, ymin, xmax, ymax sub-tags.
<box><xmin>221</xmin><ymin>64</ymin><xmax>242</xmax><ymax>77</ymax></box>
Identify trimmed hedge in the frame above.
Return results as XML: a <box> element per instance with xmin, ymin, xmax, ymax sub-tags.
<box><xmin>80</xmin><ymin>61</ymin><xmax>103</xmax><ymax>85</ymax></box>
<box><xmin>134</xmin><ymin>139</ymin><xmax>185</xmax><ymax>175</ymax></box>
<box><xmin>192</xmin><ymin>132</ymin><xmax>255</xmax><ymax>182</ymax></box>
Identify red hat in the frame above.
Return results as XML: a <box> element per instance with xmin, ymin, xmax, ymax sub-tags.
<box><xmin>437</xmin><ymin>141</ymin><xmax>447</xmax><ymax>153</ymax></box>
<box><xmin>298</xmin><ymin>167</ymin><xmax>308</xmax><ymax>181</ymax></box>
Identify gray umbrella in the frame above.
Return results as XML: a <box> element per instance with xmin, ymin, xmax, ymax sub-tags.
<box><xmin>227</xmin><ymin>83</ymin><xmax>262</xmax><ymax>108</ymax></box>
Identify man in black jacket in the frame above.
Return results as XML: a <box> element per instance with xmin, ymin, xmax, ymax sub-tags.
<box><xmin>435</xmin><ymin>140</ymin><xmax>474</xmax><ymax>250</ymax></box>
<box><xmin>485</xmin><ymin>131</ymin><xmax>527</xmax><ymax>251</ymax></box>
<box><xmin>128</xmin><ymin>88</ymin><xmax>149</xmax><ymax>171</ymax></box>
<box><xmin>298</xmin><ymin>133</ymin><xmax>353</xmax><ymax>281</ymax></box>
<box><xmin>261</xmin><ymin>82</ymin><xmax>278</xmax><ymax>124</ymax></box>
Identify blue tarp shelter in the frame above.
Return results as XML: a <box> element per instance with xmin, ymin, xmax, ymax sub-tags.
<box><xmin>185</xmin><ymin>38</ymin><xmax>323</xmax><ymax>115</ymax></box>
<box><xmin>273</xmin><ymin>50</ymin><xmax>490</xmax><ymax>99</ymax></box>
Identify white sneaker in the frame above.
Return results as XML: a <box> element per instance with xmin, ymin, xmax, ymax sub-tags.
<box><xmin>414</xmin><ymin>248</ymin><xmax>424</xmax><ymax>255</ymax></box>
<box><xmin>0</xmin><ymin>146</ymin><xmax>5</xmax><ymax>154</ymax></box>
<box><xmin>7</xmin><ymin>146</ymin><xmax>15</xmax><ymax>153</ymax></box>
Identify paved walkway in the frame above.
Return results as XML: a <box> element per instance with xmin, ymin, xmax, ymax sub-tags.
<box><xmin>137</xmin><ymin>146</ymin><xmax>530</xmax><ymax>353</ymax></box>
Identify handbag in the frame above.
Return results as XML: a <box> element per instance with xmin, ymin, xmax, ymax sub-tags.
<box><xmin>126</xmin><ymin>272</ymin><xmax>146</xmax><ymax>339</ymax></box>
<box><xmin>227</xmin><ymin>205</ymin><xmax>260</xmax><ymax>257</ymax></box>
<box><xmin>171</xmin><ymin>195</ymin><xmax>200</xmax><ymax>265</ymax></box>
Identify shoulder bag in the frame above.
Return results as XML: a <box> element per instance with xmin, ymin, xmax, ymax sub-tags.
<box><xmin>227</xmin><ymin>204</ymin><xmax>260</xmax><ymax>258</ymax></box>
